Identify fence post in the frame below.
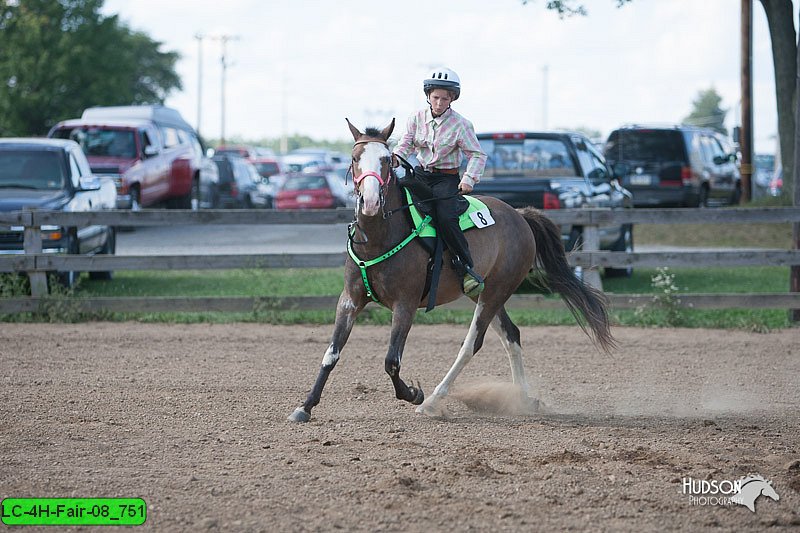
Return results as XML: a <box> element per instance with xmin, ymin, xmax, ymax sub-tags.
<box><xmin>22</xmin><ymin>210</ymin><xmax>48</xmax><ymax>297</ymax></box>
<box><xmin>582</xmin><ymin>224</ymin><xmax>603</xmax><ymax>291</ymax></box>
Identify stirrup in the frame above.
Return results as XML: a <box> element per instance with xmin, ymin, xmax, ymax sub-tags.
<box><xmin>462</xmin><ymin>267</ymin><xmax>484</xmax><ymax>298</ymax></box>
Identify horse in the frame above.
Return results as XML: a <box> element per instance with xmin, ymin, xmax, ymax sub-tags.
<box><xmin>287</xmin><ymin>119</ymin><xmax>614</xmax><ymax>423</ymax></box>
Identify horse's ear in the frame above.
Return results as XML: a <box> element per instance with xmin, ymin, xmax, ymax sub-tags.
<box><xmin>346</xmin><ymin>118</ymin><xmax>362</xmax><ymax>141</ymax></box>
<box><xmin>380</xmin><ymin>118</ymin><xmax>395</xmax><ymax>141</ymax></box>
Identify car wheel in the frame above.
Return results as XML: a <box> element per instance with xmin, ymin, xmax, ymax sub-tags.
<box><xmin>729</xmin><ymin>183</ymin><xmax>742</xmax><ymax>205</ymax></box>
<box><xmin>698</xmin><ymin>184</ymin><xmax>709</xmax><ymax>208</ymax></box>
<box><xmin>89</xmin><ymin>227</ymin><xmax>115</xmax><ymax>281</ymax></box>
<box><xmin>56</xmin><ymin>234</ymin><xmax>80</xmax><ymax>289</ymax></box>
<box><xmin>564</xmin><ymin>227</ymin><xmax>582</xmax><ymax>252</ymax></box>
<box><xmin>604</xmin><ymin>225</ymin><xmax>633</xmax><ymax>278</ymax></box>
<box><xmin>190</xmin><ymin>178</ymin><xmax>201</xmax><ymax>210</ymax></box>
<box><xmin>119</xmin><ymin>187</ymin><xmax>141</xmax><ymax>232</ymax></box>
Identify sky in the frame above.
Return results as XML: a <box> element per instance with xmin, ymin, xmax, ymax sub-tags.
<box><xmin>101</xmin><ymin>0</ymin><xmax>789</xmax><ymax>154</ymax></box>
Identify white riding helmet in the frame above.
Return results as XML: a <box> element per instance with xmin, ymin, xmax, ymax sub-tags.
<box><xmin>423</xmin><ymin>68</ymin><xmax>461</xmax><ymax>100</ymax></box>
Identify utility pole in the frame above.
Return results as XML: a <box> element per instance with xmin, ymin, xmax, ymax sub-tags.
<box><xmin>211</xmin><ymin>34</ymin><xmax>240</xmax><ymax>145</ymax></box>
<box><xmin>194</xmin><ymin>33</ymin><xmax>204</xmax><ymax>137</ymax></box>
<box><xmin>542</xmin><ymin>65</ymin><xmax>549</xmax><ymax>130</ymax></box>
<box><xmin>740</xmin><ymin>0</ymin><xmax>753</xmax><ymax>203</ymax></box>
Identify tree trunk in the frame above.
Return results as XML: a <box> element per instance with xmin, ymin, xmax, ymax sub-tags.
<box><xmin>759</xmin><ymin>0</ymin><xmax>796</xmax><ymax>199</ymax></box>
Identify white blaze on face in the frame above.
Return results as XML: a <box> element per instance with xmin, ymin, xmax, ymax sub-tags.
<box><xmin>358</xmin><ymin>142</ymin><xmax>388</xmax><ymax>216</ymax></box>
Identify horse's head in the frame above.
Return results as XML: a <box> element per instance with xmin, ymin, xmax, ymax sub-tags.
<box><xmin>347</xmin><ymin>118</ymin><xmax>395</xmax><ymax>217</ymax></box>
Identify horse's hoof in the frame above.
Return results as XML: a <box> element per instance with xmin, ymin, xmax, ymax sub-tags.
<box><xmin>287</xmin><ymin>407</ymin><xmax>311</xmax><ymax>423</ymax></box>
<box><xmin>409</xmin><ymin>383</ymin><xmax>425</xmax><ymax>405</ymax></box>
<box><xmin>415</xmin><ymin>396</ymin><xmax>448</xmax><ymax>419</ymax></box>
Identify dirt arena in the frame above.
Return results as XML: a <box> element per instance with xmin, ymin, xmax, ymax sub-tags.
<box><xmin>1</xmin><ymin>322</ymin><xmax>799</xmax><ymax>531</ymax></box>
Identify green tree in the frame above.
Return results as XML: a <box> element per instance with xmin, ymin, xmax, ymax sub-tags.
<box><xmin>0</xmin><ymin>0</ymin><xmax>181</xmax><ymax>136</ymax></box>
<box><xmin>683</xmin><ymin>88</ymin><xmax>728</xmax><ymax>135</ymax></box>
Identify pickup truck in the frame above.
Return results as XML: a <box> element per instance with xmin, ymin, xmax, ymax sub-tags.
<box><xmin>470</xmin><ymin>131</ymin><xmax>634</xmax><ymax>276</ymax></box>
<box><xmin>0</xmin><ymin>138</ymin><xmax>117</xmax><ymax>288</ymax></box>
<box><xmin>48</xmin><ymin>105</ymin><xmax>207</xmax><ymax>210</ymax></box>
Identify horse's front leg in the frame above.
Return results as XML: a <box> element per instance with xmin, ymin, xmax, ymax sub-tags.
<box><xmin>288</xmin><ymin>293</ymin><xmax>364</xmax><ymax>423</ymax></box>
<box><xmin>385</xmin><ymin>304</ymin><xmax>424</xmax><ymax>405</ymax></box>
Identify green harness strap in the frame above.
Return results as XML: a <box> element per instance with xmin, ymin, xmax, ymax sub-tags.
<box><xmin>347</xmin><ymin>215</ymin><xmax>432</xmax><ymax>303</ymax></box>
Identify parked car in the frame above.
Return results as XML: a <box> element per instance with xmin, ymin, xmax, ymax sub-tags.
<box><xmin>0</xmin><ymin>138</ymin><xmax>117</xmax><ymax>287</ymax></box>
<box><xmin>754</xmin><ymin>153</ymin><xmax>782</xmax><ymax>198</ymax></box>
<box><xmin>215</xmin><ymin>144</ymin><xmax>262</xmax><ymax>160</ymax></box>
<box><xmin>469</xmin><ymin>131</ymin><xmax>633</xmax><ymax>276</ymax></box>
<box><xmin>49</xmin><ymin>105</ymin><xmax>206</xmax><ymax>210</ymax></box>
<box><xmin>274</xmin><ymin>172</ymin><xmax>356</xmax><ymax>210</ymax></box>
<box><xmin>252</xmin><ymin>157</ymin><xmax>284</xmax><ymax>181</ymax></box>
<box><xmin>211</xmin><ymin>154</ymin><xmax>263</xmax><ymax>208</ymax></box>
<box><xmin>196</xmin><ymin>155</ymin><xmax>220</xmax><ymax>209</ymax></box>
<box><xmin>604</xmin><ymin>124</ymin><xmax>741</xmax><ymax>207</ymax></box>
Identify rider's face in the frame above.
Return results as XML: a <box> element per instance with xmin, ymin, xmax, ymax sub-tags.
<box><xmin>428</xmin><ymin>89</ymin><xmax>453</xmax><ymax>116</ymax></box>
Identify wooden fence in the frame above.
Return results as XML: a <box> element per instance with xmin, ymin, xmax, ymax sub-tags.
<box><xmin>1</xmin><ymin>207</ymin><xmax>799</xmax><ymax>316</ymax></box>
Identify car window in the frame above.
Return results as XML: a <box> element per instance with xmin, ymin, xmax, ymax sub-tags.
<box><xmin>160</xmin><ymin>127</ymin><xmax>181</xmax><ymax>148</ymax></box>
<box><xmin>605</xmin><ymin>130</ymin><xmax>686</xmax><ymax>163</ymax></box>
<box><xmin>480</xmin><ymin>138</ymin><xmax>577</xmax><ymax>178</ymax></box>
<box><xmin>574</xmin><ymin>137</ymin><xmax>609</xmax><ymax>182</ymax></box>
<box><xmin>0</xmin><ymin>150</ymin><xmax>66</xmax><ymax>190</ymax></box>
<box><xmin>697</xmin><ymin>135</ymin><xmax>716</xmax><ymax>166</ymax></box>
<box><xmin>283</xmin><ymin>175</ymin><xmax>327</xmax><ymax>190</ymax></box>
<box><xmin>57</xmin><ymin>127</ymin><xmax>138</xmax><ymax>159</ymax></box>
<box><xmin>255</xmin><ymin>162</ymin><xmax>279</xmax><ymax>177</ymax></box>
<box><xmin>68</xmin><ymin>153</ymin><xmax>82</xmax><ymax>187</ymax></box>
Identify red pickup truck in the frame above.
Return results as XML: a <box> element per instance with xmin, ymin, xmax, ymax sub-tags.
<box><xmin>48</xmin><ymin>105</ymin><xmax>208</xmax><ymax>209</ymax></box>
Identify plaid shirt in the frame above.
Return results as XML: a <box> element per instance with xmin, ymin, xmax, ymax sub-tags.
<box><xmin>394</xmin><ymin>107</ymin><xmax>487</xmax><ymax>187</ymax></box>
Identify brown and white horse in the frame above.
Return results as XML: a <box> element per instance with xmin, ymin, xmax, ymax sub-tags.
<box><xmin>288</xmin><ymin>119</ymin><xmax>614</xmax><ymax>422</ymax></box>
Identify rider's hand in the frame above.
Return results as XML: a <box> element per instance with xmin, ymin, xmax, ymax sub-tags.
<box><xmin>391</xmin><ymin>154</ymin><xmax>399</xmax><ymax>168</ymax></box>
<box><xmin>458</xmin><ymin>182</ymin><xmax>473</xmax><ymax>195</ymax></box>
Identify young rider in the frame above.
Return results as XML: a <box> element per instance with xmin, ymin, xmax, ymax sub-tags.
<box><xmin>392</xmin><ymin>67</ymin><xmax>488</xmax><ymax>297</ymax></box>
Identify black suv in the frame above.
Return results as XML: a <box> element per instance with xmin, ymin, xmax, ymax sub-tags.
<box><xmin>470</xmin><ymin>132</ymin><xmax>633</xmax><ymax>275</ymax></box>
<box><xmin>604</xmin><ymin>125</ymin><xmax>741</xmax><ymax>207</ymax></box>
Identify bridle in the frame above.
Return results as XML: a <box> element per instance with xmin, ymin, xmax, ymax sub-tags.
<box><xmin>350</xmin><ymin>138</ymin><xmax>394</xmax><ymax>220</ymax></box>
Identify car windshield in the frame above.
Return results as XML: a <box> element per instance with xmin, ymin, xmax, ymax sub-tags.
<box><xmin>605</xmin><ymin>130</ymin><xmax>685</xmax><ymax>162</ymax></box>
<box><xmin>0</xmin><ymin>150</ymin><xmax>66</xmax><ymax>190</ymax></box>
<box><xmin>283</xmin><ymin>175</ymin><xmax>327</xmax><ymax>191</ymax></box>
<box><xmin>480</xmin><ymin>138</ymin><xmax>577</xmax><ymax>178</ymax></box>
<box><xmin>54</xmin><ymin>127</ymin><xmax>137</xmax><ymax>158</ymax></box>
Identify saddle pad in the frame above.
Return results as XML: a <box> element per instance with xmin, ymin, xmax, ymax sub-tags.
<box><xmin>404</xmin><ymin>188</ymin><xmax>495</xmax><ymax>239</ymax></box>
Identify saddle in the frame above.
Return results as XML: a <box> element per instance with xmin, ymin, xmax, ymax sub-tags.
<box><xmin>399</xmin><ymin>177</ymin><xmax>493</xmax><ymax>311</ymax></box>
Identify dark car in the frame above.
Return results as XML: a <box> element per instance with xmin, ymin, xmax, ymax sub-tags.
<box><xmin>0</xmin><ymin>138</ymin><xmax>117</xmax><ymax>287</ymax></box>
<box><xmin>470</xmin><ymin>131</ymin><xmax>633</xmax><ymax>275</ymax></box>
<box><xmin>212</xmin><ymin>154</ymin><xmax>262</xmax><ymax>208</ymax></box>
<box><xmin>274</xmin><ymin>173</ymin><xmax>355</xmax><ymax>210</ymax></box>
<box><xmin>604</xmin><ymin>125</ymin><xmax>741</xmax><ymax>207</ymax></box>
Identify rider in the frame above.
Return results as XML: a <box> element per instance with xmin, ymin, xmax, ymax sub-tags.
<box><xmin>392</xmin><ymin>67</ymin><xmax>488</xmax><ymax>297</ymax></box>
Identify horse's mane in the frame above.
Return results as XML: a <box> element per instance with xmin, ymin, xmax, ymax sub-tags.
<box><xmin>364</xmin><ymin>127</ymin><xmax>382</xmax><ymax>138</ymax></box>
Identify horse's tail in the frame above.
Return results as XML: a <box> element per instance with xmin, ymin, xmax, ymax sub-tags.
<box><xmin>519</xmin><ymin>207</ymin><xmax>616</xmax><ymax>353</ymax></box>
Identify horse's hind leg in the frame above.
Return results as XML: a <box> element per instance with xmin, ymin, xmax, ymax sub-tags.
<box><xmin>385</xmin><ymin>304</ymin><xmax>424</xmax><ymax>405</ymax></box>
<box><xmin>416</xmin><ymin>300</ymin><xmax>496</xmax><ymax>418</ymax></box>
<box><xmin>288</xmin><ymin>293</ymin><xmax>363</xmax><ymax>423</ymax></box>
<box><xmin>490</xmin><ymin>307</ymin><xmax>539</xmax><ymax>411</ymax></box>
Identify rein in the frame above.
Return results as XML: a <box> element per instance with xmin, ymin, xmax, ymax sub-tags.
<box><xmin>347</xmin><ymin>214</ymin><xmax>432</xmax><ymax>303</ymax></box>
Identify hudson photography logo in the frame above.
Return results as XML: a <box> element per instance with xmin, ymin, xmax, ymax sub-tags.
<box><xmin>682</xmin><ymin>474</ymin><xmax>780</xmax><ymax>512</ymax></box>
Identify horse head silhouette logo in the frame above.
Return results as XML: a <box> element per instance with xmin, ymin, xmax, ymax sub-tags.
<box><xmin>731</xmin><ymin>475</ymin><xmax>780</xmax><ymax>513</ymax></box>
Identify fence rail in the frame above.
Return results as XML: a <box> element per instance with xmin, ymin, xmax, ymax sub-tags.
<box><xmin>1</xmin><ymin>206</ymin><xmax>799</xmax><ymax>316</ymax></box>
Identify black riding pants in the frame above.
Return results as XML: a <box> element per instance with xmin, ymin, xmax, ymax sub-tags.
<box><xmin>415</xmin><ymin>167</ymin><xmax>474</xmax><ymax>270</ymax></box>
